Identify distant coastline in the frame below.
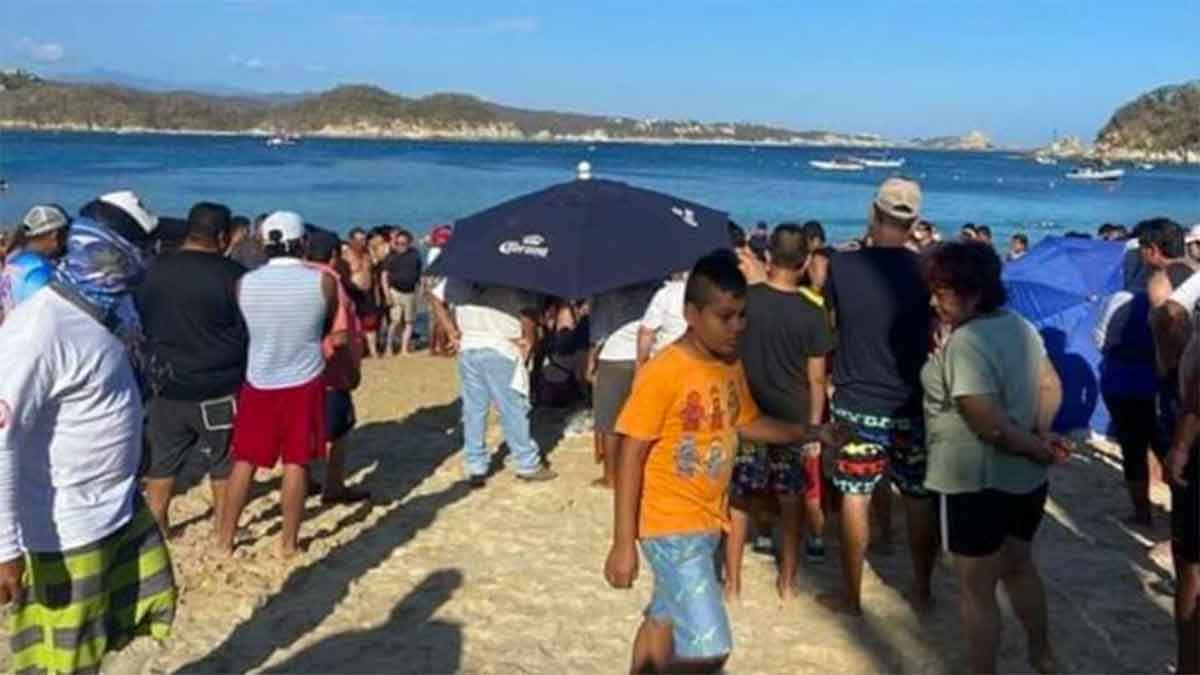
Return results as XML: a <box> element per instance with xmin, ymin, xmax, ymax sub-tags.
<box><xmin>0</xmin><ymin>70</ymin><xmax>993</xmax><ymax>152</ymax></box>
<box><xmin>0</xmin><ymin>121</ymin><xmax>993</xmax><ymax>152</ymax></box>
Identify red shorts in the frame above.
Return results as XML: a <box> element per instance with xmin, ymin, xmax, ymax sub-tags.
<box><xmin>360</xmin><ymin>312</ymin><xmax>380</xmax><ymax>332</ymax></box>
<box><xmin>804</xmin><ymin>452</ymin><xmax>823</xmax><ymax>502</ymax></box>
<box><xmin>231</xmin><ymin>377</ymin><xmax>327</xmax><ymax>468</ymax></box>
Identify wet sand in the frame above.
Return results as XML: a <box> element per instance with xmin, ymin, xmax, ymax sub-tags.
<box><xmin>1</xmin><ymin>354</ymin><xmax>1179</xmax><ymax>673</ymax></box>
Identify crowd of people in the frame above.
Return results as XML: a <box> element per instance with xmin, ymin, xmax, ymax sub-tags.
<box><xmin>0</xmin><ymin>177</ymin><xmax>1198</xmax><ymax>675</ymax></box>
<box><xmin>598</xmin><ymin>178</ymin><xmax>1200</xmax><ymax>675</ymax></box>
<box><xmin>0</xmin><ymin>193</ymin><xmax>459</xmax><ymax>673</ymax></box>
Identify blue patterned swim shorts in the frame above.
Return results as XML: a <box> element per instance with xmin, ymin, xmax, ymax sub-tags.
<box><xmin>640</xmin><ymin>534</ymin><xmax>732</xmax><ymax>661</ymax></box>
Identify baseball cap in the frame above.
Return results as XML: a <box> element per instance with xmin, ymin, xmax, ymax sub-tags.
<box><xmin>98</xmin><ymin>190</ymin><xmax>158</xmax><ymax>235</ymax></box>
<box><xmin>21</xmin><ymin>204</ymin><xmax>70</xmax><ymax>237</ymax></box>
<box><xmin>261</xmin><ymin>211</ymin><xmax>305</xmax><ymax>243</ymax></box>
<box><xmin>1187</xmin><ymin>224</ymin><xmax>1200</xmax><ymax>245</ymax></box>
<box><xmin>873</xmin><ymin>177</ymin><xmax>922</xmax><ymax>222</ymax></box>
<box><xmin>430</xmin><ymin>224</ymin><xmax>453</xmax><ymax>247</ymax></box>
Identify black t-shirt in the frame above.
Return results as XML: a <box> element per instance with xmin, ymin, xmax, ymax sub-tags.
<box><xmin>135</xmin><ymin>250</ymin><xmax>248</xmax><ymax>401</ymax></box>
<box><xmin>740</xmin><ymin>285</ymin><xmax>835</xmax><ymax>423</ymax></box>
<box><xmin>385</xmin><ymin>249</ymin><xmax>423</xmax><ymax>293</ymax></box>
<box><xmin>826</xmin><ymin>247</ymin><xmax>931</xmax><ymax>416</ymax></box>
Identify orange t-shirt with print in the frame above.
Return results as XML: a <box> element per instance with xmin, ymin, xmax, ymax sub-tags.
<box><xmin>616</xmin><ymin>343</ymin><xmax>761</xmax><ymax>539</ymax></box>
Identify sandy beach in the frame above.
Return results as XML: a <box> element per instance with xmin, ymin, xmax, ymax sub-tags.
<box><xmin>0</xmin><ymin>354</ymin><xmax>1179</xmax><ymax>674</ymax></box>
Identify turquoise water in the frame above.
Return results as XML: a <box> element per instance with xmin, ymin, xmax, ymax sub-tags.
<box><xmin>1</xmin><ymin>130</ymin><xmax>1198</xmax><ymax>243</ymax></box>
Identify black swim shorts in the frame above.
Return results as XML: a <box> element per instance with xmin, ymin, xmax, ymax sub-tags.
<box><xmin>325</xmin><ymin>389</ymin><xmax>357</xmax><ymax>443</ymax></box>
<box><xmin>941</xmin><ymin>483</ymin><xmax>1049</xmax><ymax>558</ymax></box>
<box><xmin>1171</xmin><ymin>446</ymin><xmax>1200</xmax><ymax>564</ymax></box>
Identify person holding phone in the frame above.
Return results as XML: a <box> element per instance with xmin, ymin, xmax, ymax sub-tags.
<box><xmin>135</xmin><ymin>202</ymin><xmax>249</xmax><ymax>536</ymax></box>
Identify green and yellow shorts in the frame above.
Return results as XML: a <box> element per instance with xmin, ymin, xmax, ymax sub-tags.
<box><xmin>9</xmin><ymin>501</ymin><xmax>176</xmax><ymax>675</ymax></box>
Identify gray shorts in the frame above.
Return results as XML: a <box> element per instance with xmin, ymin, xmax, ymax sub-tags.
<box><xmin>145</xmin><ymin>396</ymin><xmax>235</xmax><ymax>480</ymax></box>
<box><xmin>388</xmin><ymin>288</ymin><xmax>417</xmax><ymax>324</ymax></box>
<box><xmin>594</xmin><ymin>360</ymin><xmax>636</xmax><ymax>433</ymax></box>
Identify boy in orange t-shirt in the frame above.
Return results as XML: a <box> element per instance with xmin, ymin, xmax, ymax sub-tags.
<box><xmin>604</xmin><ymin>250</ymin><xmax>848</xmax><ymax>673</ymax></box>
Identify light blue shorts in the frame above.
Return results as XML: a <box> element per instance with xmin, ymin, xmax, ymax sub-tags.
<box><xmin>640</xmin><ymin>533</ymin><xmax>732</xmax><ymax>661</ymax></box>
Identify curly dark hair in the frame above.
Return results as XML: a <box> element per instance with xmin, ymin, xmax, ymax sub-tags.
<box><xmin>922</xmin><ymin>241</ymin><xmax>1007</xmax><ymax>313</ymax></box>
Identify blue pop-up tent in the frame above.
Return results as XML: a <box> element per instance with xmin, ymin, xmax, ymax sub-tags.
<box><xmin>1003</xmin><ymin>236</ymin><xmax>1128</xmax><ymax>434</ymax></box>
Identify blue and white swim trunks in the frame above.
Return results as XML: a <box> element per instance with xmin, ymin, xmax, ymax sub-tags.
<box><xmin>640</xmin><ymin>533</ymin><xmax>732</xmax><ymax>661</ymax></box>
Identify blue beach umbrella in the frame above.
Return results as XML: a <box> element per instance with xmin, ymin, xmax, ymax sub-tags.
<box><xmin>431</xmin><ymin>167</ymin><xmax>729</xmax><ymax>298</ymax></box>
<box><xmin>1003</xmin><ymin>236</ymin><xmax>1127</xmax><ymax>434</ymax></box>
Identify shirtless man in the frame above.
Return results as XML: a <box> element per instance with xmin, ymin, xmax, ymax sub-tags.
<box><xmin>1143</xmin><ymin>217</ymin><xmax>1200</xmax><ymax>674</ymax></box>
<box><xmin>367</xmin><ymin>227</ymin><xmax>393</xmax><ymax>355</ymax></box>
<box><xmin>343</xmin><ymin>227</ymin><xmax>381</xmax><ymax>356</ymax></box>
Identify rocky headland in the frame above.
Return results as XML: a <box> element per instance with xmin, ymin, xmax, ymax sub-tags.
<box><xmin>1039</xmin><ymin>80</ymin><xmax>1200</xmax><ymax>164</ymax></box>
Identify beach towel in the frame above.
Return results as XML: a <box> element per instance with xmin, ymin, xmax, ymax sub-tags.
<box><xmin>8</xmin><ymin>503</ymin><xmax>176</xmax><ymax>675</ymax></box>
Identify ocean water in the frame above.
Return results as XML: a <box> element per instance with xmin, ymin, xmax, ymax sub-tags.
<box><xmin>1</xmin><ymin>130</ymin><xmax>1198</xmax><ymax>244</ymax></box>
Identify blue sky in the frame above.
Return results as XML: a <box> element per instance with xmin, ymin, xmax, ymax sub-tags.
<box><xmin>2</xmin><ymin>1</ymin><xmax>1197</xmax><ymax>146</ymax></box>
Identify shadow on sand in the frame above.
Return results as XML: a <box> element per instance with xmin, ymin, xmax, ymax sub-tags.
<box><xmin>263</xmin><ymin>569</ymin><xmax>465</xmax><ymax>674</ymax></box>
<box><xmin>176</xmin><ymin>401</ymin><xmax>471</xmax><ymax>673</ymax></box>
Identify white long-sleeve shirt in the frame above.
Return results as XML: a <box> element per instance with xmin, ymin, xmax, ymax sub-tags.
<box><xmin>0</xmin><ymin>288</ymin><xmax>141</xmax><ymax>561</ymax></box>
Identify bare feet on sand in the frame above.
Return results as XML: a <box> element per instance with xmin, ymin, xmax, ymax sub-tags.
<box><xmin>275</xmin><ymin>541</ymin><xmax>301</xmax><ymax>559</ymax></box>
<box><xmin>816</xmin><ymin>592</ymin><xmax>863</xmax><ymax>617</ymax></box>
<box><xmin>724</xmin><ymin>576</ymin><xmax>742</xmax><ymax>603</ymax></box>
<box><xmin>776</xmin><ymin>576</ymin><xmax>797</xmax><ymax>603</ymax></box>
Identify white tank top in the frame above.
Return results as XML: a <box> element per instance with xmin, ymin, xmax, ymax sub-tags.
<box><xmin>239</xmin><ymin>258</ymin><xmax>327</xmax><ymax>389</ymax></box>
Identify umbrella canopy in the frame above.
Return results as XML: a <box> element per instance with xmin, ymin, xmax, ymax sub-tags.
<box><xmin>1003</xmin><ymin>236</ymin><xmax>1127</xmax><ymax>434</ymax></box>
<box><xmin>431</xmin><ymin>175</ymin><xmax>729</xmax><ymax>298</ymax></box>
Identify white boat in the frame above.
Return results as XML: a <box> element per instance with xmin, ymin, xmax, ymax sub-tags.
<box><xmin>809</xmin><ymin>157</ymin><xmax>865</xmax><ymax>172</ymax></box>
<box><xmin>850</xmin><ymin>154</ymin><xmax>906</xmax><ymax>168</ymax></box>
<box><xmin>1137</xmin><ymin>162</ymin><xmax>1155</xmax><ymax>171</ymax></box>
<box><xmin>1034</xmin><ymin>155</ymin><xmax>1058</xmax><ymax>165</ymax></box>
<box><xmin>266</xmin><ymin>133</ymin><xmax>299</xmax><ymax>147</ymax></box>
<box><xmin>1064</xmin><ymin>164</ymin><xmax>1124</xmax><ymax>182</ymax></box>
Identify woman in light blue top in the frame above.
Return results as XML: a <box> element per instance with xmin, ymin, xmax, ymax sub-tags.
<box><xmin>920</xmin><ymin>242</ymin><xmax>1068</xmax><ymax>675</ymax></box>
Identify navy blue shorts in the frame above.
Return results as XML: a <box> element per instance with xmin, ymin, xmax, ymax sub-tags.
<box><xmin>325</xmin><ymin>389</ymin><xmax>356</xmax><ymax>442</ymax></box>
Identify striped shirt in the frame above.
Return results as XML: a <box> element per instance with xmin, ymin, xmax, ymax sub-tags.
<box><xmin>239</xmin><ymin>257</ymin><xmax>328</xmax><ymax>390</ymax></box>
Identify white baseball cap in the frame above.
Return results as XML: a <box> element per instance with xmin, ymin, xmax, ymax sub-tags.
<box><xmin>261</xmin><ymin>211</ymin><xmax>305</xmax><ymax>243</ymax></box>
<box><xmin>1187</xmin><ymin>224</ymin><xmax>1200</xmax><ymax>245</ymax></box>
<box><xmin>99</xmin><ymin>190</ymin><xmax>158</xmax><ymax>235</ymax></box>
<box><xmin>21</xmin><ymin>204</ymin><xmax>70</xmax><ymax>237</ymax></box>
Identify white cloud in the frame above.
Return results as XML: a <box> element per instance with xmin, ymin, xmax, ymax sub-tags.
<box><xmin>228</xmin><ymin>53</ymin><xmax>268</xmax><ymax>70</ymax></box>
<box><xmin>15</xmin><ymin>37</ymin><xmax>64</xmax><ymax>63</ymax></box>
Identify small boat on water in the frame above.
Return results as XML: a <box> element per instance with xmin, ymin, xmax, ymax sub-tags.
<box><xmin>1065</xmin><ymin>163</ymin><xmax>1124</xmax><ymax>182</ymax></box>
<box><xmin>1034</xmin><ymin>155</ymin><xmax>1058</xmax><ymax>166</ymax></box>
<box><xmin>809</xmin><ymin>157</ymin><xmax>865</xmax><ymax>172</ymax></box>
<box><xmin>266</xmin><ymin>132</ymin><xmax>300</xmax><ymax>147</ymax></box>
<box><xmin>849</xmin><ymin>154</ymin><xmax>906</xmax><ymax>168</ymax></box>
<box><xmin>1137</xmin><ymin>162</ymin><xmax>1155</xmax><ymax>171</ymax></box>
